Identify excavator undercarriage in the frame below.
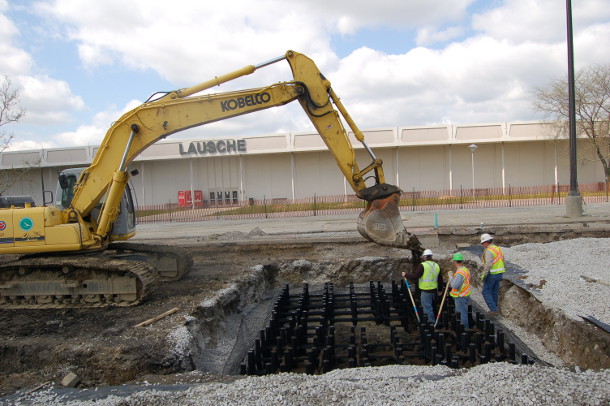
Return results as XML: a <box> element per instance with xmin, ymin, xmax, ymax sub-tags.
<box><xmin>0</xmin><ymin>243</ymin><xmax>191</xmax><ymax>309</ymax></box>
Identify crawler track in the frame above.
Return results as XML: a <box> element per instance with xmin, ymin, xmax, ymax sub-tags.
<box><xmin>0</xmin><ymin>255</ymin><xmax>157</xmax><ymax>309</ymax></box>
<box><xmin>0</xmin><ymin>243</ymin><xmax>192</xmax><ymax>310</ymax></box>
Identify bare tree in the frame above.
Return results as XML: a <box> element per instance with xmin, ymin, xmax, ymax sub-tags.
<box><xmin>533</xmin><ymin>64</ymin><xmax>610</xmax><ymax>183</ymax></box>
<box><xmin>0</xmin><ymin>75</ymin><xmax>29</xmax><ymax>195</ymax></box>
<box><xmin>0</xmin><ymin>75</ymin><xmax>25</xmax><ymax>152</ymax></box>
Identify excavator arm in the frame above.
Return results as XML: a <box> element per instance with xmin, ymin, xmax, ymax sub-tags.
<box><xmin>21</xmin><ymin>51</ymin><xmax>423</xmax><ymax>255</ymax></box>
<box><xmin>69</xmin><ymin>50</ymin><xmax>420</xmax><ymax>254</ymax></box>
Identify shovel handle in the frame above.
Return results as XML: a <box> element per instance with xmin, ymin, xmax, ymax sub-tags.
<box><xmin>403</xmin><ymin>277</ymin><xmax>421</xmax><ymax>324</ymax></box>
<box><xmin>434</xmin><ymin>277</ymin><xmax>452</xmax><ymax>328</ymax></box>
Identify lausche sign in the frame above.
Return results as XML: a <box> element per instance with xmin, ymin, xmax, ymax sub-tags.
<box><xmin>179</xmin><ymin>139</ymin><xmax>247</xmax><ymax>156</ymax></box>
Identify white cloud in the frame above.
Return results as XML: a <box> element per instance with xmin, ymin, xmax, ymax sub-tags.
<box><xmin>0</xmin><ymin>1</ymin><xmax>85</xmax><ymax>150</ymax></box>
<box><xmin>52</xmin><ymin>124</ymin><xmax>102</xmax><ymax>147</ymax></box>
<box><xmin>336</xmin><ymin>16</ymin><xmax>359</xmax><ymax>36</ymax></box>
<box><xmin>34</xmin><ymin>0</ymin><xmax>334</xmax><ymax>86</ymax></box>
<box><xmin>16</xmin><ymin>75</ymin><xmax>85</xmax><ymax>125</ymax></box>
<box><xmin>0</xmin><ymin>9</ymin><xmax>33</xmax><ymax>74</ymax></box>
<box><xmin>416</xmin><ymin>26</ymin><xmax>464</xmax><ymax>46</ymax></box>
<box><xmin>32</xmin><ymin>0</ymin><xmax>476</xmax><ymax>85</ymax></box>
<box><xmin>295</xmin><ymin>0</ymin><xmax>474</xmax><ymax>32</ymax></box>
<box><xmin>53</xmin><ymin>99</ymin><xmax>141</xmax><ymax>146</ymax></box>
<box><xmin>575</xmin><ymin>22</ymin><xmax>610</xmax><ymax>66</ymax></box>
<box><xmin>77</xmin><ymin>43</ymin><xmax>113</xmax><ymax>68</ymax></box>
<box><xmin>5</xmin><ymin>138</ymin><xmax>56</xmax><ymax>151</ymax></box>
<box><xmin>328</xmin><ymin>36</ymin><xmax>573</xmax><ymax>127</ymax></box>
<box><xmin>472</xmin><ymin>0</ymin><xmax>610</xmax><ymax>44</ymax></box>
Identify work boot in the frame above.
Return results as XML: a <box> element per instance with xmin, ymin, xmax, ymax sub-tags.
<box><xmin>486</xmin><ymin>311</ymin><xmax>499</xmax><ymax>317</ymax></box>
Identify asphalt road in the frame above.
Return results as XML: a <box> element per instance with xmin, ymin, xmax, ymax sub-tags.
<box><xmin>133</xmin><ymin>202</ymin><xmax>610</xmax><ymax>240</ymax></box>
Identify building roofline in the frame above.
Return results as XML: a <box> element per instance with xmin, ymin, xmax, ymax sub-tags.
<box><xmin>0</xmin><ymin>121</ymin><xmax>561</xmax><ymax>169</ymax></box>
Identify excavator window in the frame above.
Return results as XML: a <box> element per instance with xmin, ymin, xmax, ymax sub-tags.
<box><xmin>124</xmin><ymin>185</ymin><xmax>136</xmax><ymax>229</ymax></box>
<box><xmin>58</xmin><ymin>174</ymin><xmax>77</xmax><ymax>209</ymax></box>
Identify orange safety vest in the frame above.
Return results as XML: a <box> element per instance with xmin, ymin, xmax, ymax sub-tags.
<box><xmin>450</xmin><ymin>266</ymin><xmax>471</xmax><ymax>297</ymax></box>
<box><xmin>482</xmin><ymin>244</ymin><xmax>506</xmax><ymax>274</ymax></box>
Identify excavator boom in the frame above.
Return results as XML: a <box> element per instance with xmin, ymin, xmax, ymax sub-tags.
<box><xmin>71</xmin><ymin>50</ymin><xmax>420</xmax><ymax>251</ymax></box>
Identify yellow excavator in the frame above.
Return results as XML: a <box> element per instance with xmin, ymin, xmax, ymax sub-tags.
<box><xmin>0</xmin><ymin>50</ymin><xmax>422</xmax><ymax>309</ymax></box>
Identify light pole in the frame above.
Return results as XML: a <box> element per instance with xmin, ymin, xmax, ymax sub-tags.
<box><xmin>565</xmin><ymin>0</ymin><xmax>582</xmax><ymax>217</ymax></box>
<box><xmin>469</xmin><ymin>144</ymin><xmax>478</xmax><ymax>201</ymax></box>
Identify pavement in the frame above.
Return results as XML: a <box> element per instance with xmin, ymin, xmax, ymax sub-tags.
<box><xmin>133</xmin><ymin>201</ymin><xmax>610</xmax><ymax>240</ymax></box>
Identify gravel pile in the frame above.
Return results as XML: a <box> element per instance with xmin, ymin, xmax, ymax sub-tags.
<box><xmin>11</xmin><ymin>364</ymin><xmax>610</xmax><ymax>405</ymax></box>
<box><xmin>502</xmin><ymin>238</ymin><xmax>610</xmax><ymax>324</ymax></box>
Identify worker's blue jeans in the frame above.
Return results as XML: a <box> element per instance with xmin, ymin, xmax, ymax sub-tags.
<box><xmin>420</xmin><ymin>291</ymin><xmax>436</xmax><ymax>323</ymax></box>
<box><xmin>453</xmin><ymin>296</ymin><xmax>470</xmax><ymax>328</ymax></box>
<box><xmin>482</xmin><ymin>272</ymin><xmax>503</xmax><ymax>312</ymax></box>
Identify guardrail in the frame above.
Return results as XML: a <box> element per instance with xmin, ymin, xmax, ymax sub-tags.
<box><xmin>135</xmin><ymin>182</ymin><xmax>609</xmax><ymax>224</ymax></box>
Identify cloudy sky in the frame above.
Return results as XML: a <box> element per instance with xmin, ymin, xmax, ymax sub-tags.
<box><xmin>2</xmin><ymin>0</ymin><xmax>609</xmax><ymax>151</ymax></box>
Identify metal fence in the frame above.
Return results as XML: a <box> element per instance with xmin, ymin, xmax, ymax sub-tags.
<box><xmin>135</xmin><ymin>182</ymin><xmax>609</xmax><ymax>224</ymax></box>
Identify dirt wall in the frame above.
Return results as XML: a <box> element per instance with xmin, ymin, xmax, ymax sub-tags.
<box><xmin>500</xmin><ymin>283</ymin><xmax>610</xmax><ymax>369</ymax></box>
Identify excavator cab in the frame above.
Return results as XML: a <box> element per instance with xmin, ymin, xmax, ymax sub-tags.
<box><xmin>55</xmin><ymin>170</ymin><xmax>77</xmax><ymax>209</ymax></box>
<box><xmin>55</xmin><ymin>168</ymin><xmax>136</xmax><ymax>240</ymax></box>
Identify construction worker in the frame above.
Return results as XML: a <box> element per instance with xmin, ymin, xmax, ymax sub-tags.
<box><xmin>448</xmin><ymin>252</ymin><xmax>471</xmax><ymax>328</ymax></box>
<box><xmin>402</xmin><ymin>248</ymin><xmax>442</xmax><ymax>323</ymax></box>
<box><xmin>480</xmin><ymin>233</ymin><xmax>505</xmax><ymax>317</ymax></box>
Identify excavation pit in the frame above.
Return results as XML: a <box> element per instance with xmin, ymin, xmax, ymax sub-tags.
<box><xmin>1</xmin><ymin>236</ymin><xmax>609</xmax><ymax>399</ymax></box>
<box><xmin>235</xmin><ymin>282</ymin><xmax>539</xmax><ymax>376</ymax></box>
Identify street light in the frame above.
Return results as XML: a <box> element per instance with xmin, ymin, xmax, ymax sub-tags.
<box><xmin>469</xmin><ymin>144</ymin><xmax>478</xmax><ymax>201</ymax></box>
<box><xmin>565</xmin><ymin>0</ymin><xmax>582</xmax><ymax>217</ymax></box>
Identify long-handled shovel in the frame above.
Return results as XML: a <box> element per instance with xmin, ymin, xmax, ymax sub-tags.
<box><xmin>434</xmin><ymin>277</ymin><xmax>451</xmax><ymax>328</ymax></box>
<box><xmin>403</xmin><ymin>277</ymin><xmax>420</xmax><ymax>324</ymax></box>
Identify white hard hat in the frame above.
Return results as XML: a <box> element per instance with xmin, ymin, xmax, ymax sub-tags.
<box><xmin>480</xmin><ymin>233</ymin><xmax>493</xmax><ymax>243</ymax></box>
<box><xmin>423</xmin><ymin>249</ymin><xmax>433</xmax><ymax>257</ymax></box>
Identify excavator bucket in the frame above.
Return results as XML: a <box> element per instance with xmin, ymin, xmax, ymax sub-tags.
<box><xmin>357</xmin><ymin>193</ymin><xmax>423</xmax><ymax>262</ymax></box>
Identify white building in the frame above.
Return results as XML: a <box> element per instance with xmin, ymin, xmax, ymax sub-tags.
<box><xmin>0</xmin><ymin>121</ymin><xmax>604</xmax><ymax>207</ymax></box>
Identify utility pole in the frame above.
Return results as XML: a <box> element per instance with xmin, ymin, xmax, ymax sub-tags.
<box><xmin>565</xmin><ymin>0</ymin><xmax>582</xmax><ymax>217</ymax></box>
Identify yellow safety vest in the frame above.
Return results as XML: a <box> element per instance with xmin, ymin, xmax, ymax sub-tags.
<box><xmin>482</xmin><ymin>244</ymin><xmax>506</xmax><ymax>274</ymax></box>
<box><xmin>450</xmin><ymin>266</ymin><xmax>471</xmax><ymax>297</ymax></box>
<box><xmin>419</xmin><ymin>261</ymin><xmax>440</xmax><ymax>290</ymax></box>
